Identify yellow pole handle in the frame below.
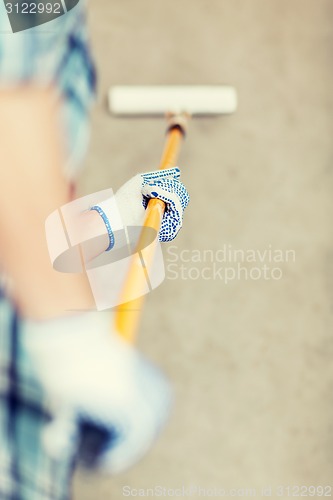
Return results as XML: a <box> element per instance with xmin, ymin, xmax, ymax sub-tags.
<box><xmin>114</xmin><ymin>125</ymin><xmax>184</xmax><ymax>343</ymax></box>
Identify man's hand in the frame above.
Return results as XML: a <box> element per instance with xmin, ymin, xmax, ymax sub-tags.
<box><xmin>22</xmin><ymin>311</ymin><xmax>172</xmax><ymax>474</ymax></box>
<box><xmin>93</xmin><ymin>167</ymin><xmax>190</xmax><ymax>245</ymax></box>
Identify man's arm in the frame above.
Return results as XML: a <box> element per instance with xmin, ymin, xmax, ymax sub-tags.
<box><xmin>0</xmin><ymin>87</ymin><xmax>103</xmax><ymax>319</ymax></box>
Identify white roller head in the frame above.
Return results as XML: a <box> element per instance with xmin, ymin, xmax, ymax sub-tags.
<box><xmin>108</xmin><ymin>85</ymin><xmax>237</xmax><ymax>116</ymax></box>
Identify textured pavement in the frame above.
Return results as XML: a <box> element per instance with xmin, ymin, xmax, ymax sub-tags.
<box><xmin>74</xmin><ymin>1</ymin><xmax>333</xmax><ymax>498</ymax></box>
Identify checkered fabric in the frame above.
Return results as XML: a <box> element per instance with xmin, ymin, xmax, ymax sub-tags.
<box><xmin>0</xmin><ymin>289</ymin><xmax>77</xmax><ymax>500</ymax></box>
<box><xmin>0</xmin><ymin>287</ymin><xmax>122</xmax><ymax>499</ymax></box>
<box><xmin>0</xmin><ymin>0</ymin><xmax>96</xmax><ymax>176</ymax></box>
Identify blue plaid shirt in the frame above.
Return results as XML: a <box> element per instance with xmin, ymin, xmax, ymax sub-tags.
<box><xmin>0</xmin><ymin>0</ymin><xmax>96</xmax><ymax>177</ymax></box>
<box><xmin>0</xmin><ymin>287</ymin><xmax>116</xmax><ymax>500</ymax></box>
<box><xmin>0</xmin><ymin>3</ymin><xmax>99</xmax><ymax>499</ymax></box>
<box><xmin>0</xmin><ymin>290</ymin><xmax>77</xmax><ymax>500</ymax></box>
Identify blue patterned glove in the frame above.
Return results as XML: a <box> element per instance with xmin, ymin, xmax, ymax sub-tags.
<box><xmin>90</xmin><ymin>167</ymin><xmax>189</xmax><ymax>248</ymax></box>
<box><xmin>141</xmin><ymin>170</ymin><xmax>190</xmax><ymax>241</ymax></box>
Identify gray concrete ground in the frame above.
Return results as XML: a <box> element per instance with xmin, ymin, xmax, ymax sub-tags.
<box><xmin>74</xmin><ymin>1</ymin><xmax>333</xmax><ymax>498</ymax></box>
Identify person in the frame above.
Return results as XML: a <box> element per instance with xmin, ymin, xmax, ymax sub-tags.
<box><xmin>0</xmin><ymin>2</ymin><xmax>189</xmax><ymax>499</ymax></box>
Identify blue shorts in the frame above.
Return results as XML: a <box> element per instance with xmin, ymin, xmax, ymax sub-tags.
<box><xmin>0</xmin><ymin>1</ymin><xmax>96</xmax><ymax>177</ymax></box>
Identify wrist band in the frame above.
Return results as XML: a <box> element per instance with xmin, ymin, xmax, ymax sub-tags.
<box><xmin>90</xmin><ymin>205</ymin><xmax>115</xmax><ymax>251</ymax></box>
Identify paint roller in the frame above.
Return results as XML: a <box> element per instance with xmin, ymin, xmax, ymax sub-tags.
<box><xmin>108</xmin><ymin>85</ymin><xmax>237</xmax><ymax>342</ymax></box>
